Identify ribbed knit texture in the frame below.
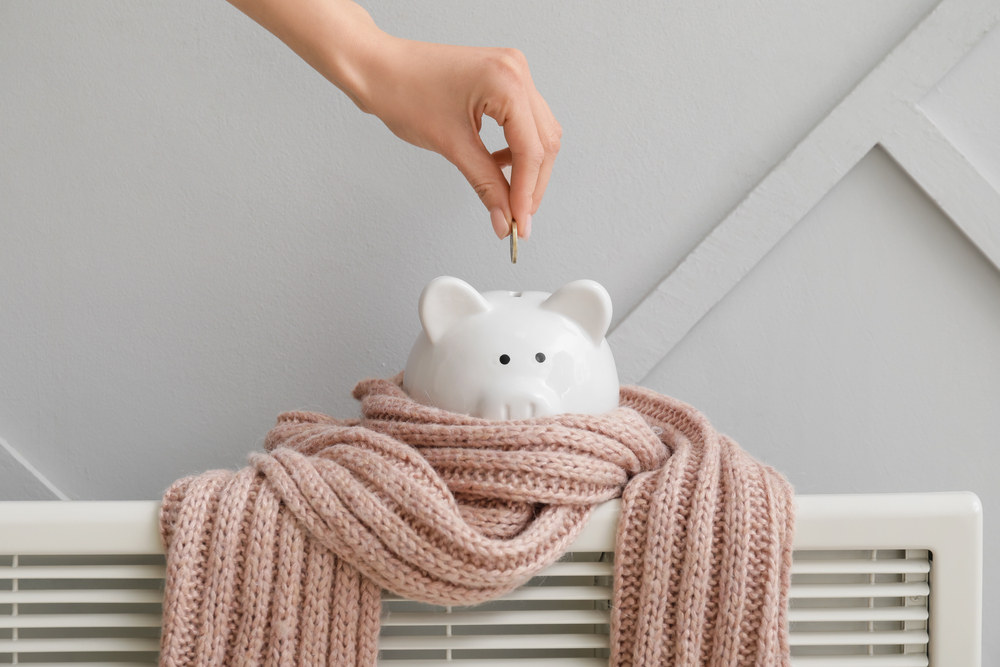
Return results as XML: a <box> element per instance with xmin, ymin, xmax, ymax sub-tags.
<box><xmin>159</xmin><ymin>376</ymin><xmax>794</xmax><ymax>667</ymax></box>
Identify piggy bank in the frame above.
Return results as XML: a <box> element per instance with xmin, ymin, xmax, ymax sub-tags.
<box><xmin>403</xmin><ymin>276</ymin><xmax>620</xmax><ymax>420</ymax></box>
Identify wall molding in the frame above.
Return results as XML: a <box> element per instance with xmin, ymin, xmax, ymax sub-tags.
<box><xmin>0</xmin><ymin>434</ymin><xmax>70</xmax><ymax>501</ymax></box>
<box><xmin>883</xmin><ymin>105</ymin><xmax>1000</xmax><ymax>271</ymax></box>
<box><xmin>609</xmin><ymin>0</ymin><xmax>1000</xmax><ymax>384</ymax></box>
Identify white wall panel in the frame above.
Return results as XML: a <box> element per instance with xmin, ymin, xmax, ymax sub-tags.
<box><xmin>0</xmin><ymin>444</ymin><xmax>59</xmax><ymax>501</ymax></box>
<box><xmin>922</xmin><ymin>23</ymin><xmax>1000</xmax><ymax>190</ymax></box>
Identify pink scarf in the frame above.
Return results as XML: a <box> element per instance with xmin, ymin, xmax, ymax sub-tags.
<box><xmin>159</xmin><ymin>376</ymin><xmax>794</xmax><ymax>666</ymax></box>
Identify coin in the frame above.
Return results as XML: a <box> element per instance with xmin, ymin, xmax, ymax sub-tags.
<box><xmin>510</xmin><ymin>220</ymin><xmax>518</xmax><ymax>264</ymax></box>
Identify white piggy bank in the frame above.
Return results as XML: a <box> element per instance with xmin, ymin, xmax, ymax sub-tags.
<box><xmin>403</xmin><ymin>276</ymin><xmax>620</xmax><ymax>420</ymax></box>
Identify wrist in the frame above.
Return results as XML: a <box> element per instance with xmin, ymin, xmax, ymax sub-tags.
<box><xmin>312</xmin><ymin>1</ymin><xmax>390</xmax><ymax>112</ymax></box>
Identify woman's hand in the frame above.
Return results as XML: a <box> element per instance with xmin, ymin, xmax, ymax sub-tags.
<box><xmin>227</xmin><ymin>0</ymin><xmax>560</xmax><ymax>239</ymax></box>
<box><xmin>355</xmin><ymin>37</ymin><xmax>560</xmax><ymax>239</ymax></box>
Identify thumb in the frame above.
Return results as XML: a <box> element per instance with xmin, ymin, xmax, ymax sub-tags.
<box><xmin>446</xmin><ymin>133</ymin><xmax>513</xmax><ymax>239</ymax></box>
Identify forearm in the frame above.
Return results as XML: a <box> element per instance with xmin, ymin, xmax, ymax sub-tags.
<box><xmin>226</xmin><ymin>0</ymin><xmax>385</xmax><ymax>111</ymax></box>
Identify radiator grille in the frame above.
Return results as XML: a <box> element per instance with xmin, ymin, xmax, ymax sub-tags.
<box><xmin>378</xmin><ymin>548</ymin><xmax>932</xmax><ymax>667</ymax></box>
<box><xmin>789</xmin><ymin>549</ymin><xmax>930</xmax><ymax>667</ymax></box>
<box><xmin>0</xmin><ymin>549</ymin><xmax>931</xmax><ymax>665</ymax></box>
<box><xmin>0</xmin><ymin>553</ymin><xmax>163</xmax><ymax>664</ymax></box>
<box><xmin>380</xmin><ymin>551</ymin><xmax>612</xmax><ymax>665</ymax></box>
<box><xmin>1</xmin><ymin>493</ymin><xmax>982</xmax><ymax>666</ymax></box>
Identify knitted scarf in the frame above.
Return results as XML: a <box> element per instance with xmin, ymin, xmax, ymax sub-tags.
<box><xmin>159</xmin><ymin>376</ymin><xmax>794</xmax><ymax>667</ymax></box>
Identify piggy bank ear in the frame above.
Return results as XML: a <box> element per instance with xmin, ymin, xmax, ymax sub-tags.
<box><xmin>540</xmin><ymin>280</ymin><xmax>613</xmax><ymax>346</ymax></box>
<box><xmin>419</xmin><ymin>276</ymin><xmax>491</xmax><ymax>344</ymax></box>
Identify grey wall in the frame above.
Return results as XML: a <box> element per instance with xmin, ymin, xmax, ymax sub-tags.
<box><xmin>2</xmin><ymin>0</ymin><xmax>997</xmax><ymax>660</ymax></box>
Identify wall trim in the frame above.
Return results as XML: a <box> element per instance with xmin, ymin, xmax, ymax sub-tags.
<box><xmin>0</xmin><ymin>434</ymin><xmax>70</xmax><ymax>501</ymax></box>
<box><xmin>609</xmin><ymin>0</ymin><xmax>1000</xmax><ymax>384</ymax></box>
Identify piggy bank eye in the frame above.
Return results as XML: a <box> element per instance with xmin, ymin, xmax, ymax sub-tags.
<box><xmin>499</xmin><ymin>354</ymin><xmax>511</xmax><ymax>365</ymax></box>
<box><xmin>535</xmin><ymin>352</ymin><xmax>546</xmax><ymax>363</ymax></box>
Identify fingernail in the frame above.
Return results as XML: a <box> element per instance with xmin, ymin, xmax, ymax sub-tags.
<box><xmin>490</xmin><ymin>208</ymin><xmax>509</xmax><ymax>239</ymax></box>
<box><xmin>521</xmin><ymin>214</ymin><xmax>532</xmax><ymax>239</ymax></box>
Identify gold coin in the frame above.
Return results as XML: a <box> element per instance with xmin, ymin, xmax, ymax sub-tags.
<box><xmin>510</xmin><ymin>220</ymin><xmax>518</xmax><ymax>264</ymax></box>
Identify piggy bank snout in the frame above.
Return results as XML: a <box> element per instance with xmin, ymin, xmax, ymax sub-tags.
<box><xmin>476</xmin><ymin>380</ymin><xmax>561</xmax><ymax>421</ymax></box>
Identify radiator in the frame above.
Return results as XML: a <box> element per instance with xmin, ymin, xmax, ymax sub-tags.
<box><xmin>0</xmin><ymin>492</ymin><xmax>981</xmax><ymax>666</ymax></box>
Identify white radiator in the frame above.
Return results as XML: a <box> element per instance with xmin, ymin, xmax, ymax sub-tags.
<box><xmin>0</xmin><ymin>492</ymin><xmax>981</xmax><ymax>666</ymax></box>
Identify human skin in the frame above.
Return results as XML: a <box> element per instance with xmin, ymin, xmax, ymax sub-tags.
<box><xmin>226</xmin><ymin>0</ymin><xmax>562</xmax><ymax>239</ymax></box>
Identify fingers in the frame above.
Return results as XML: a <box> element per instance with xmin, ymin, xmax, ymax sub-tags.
<box><xmin>483</xmin><ymin>54</ymin><xmax>561</xmax><ymax>239</ymax></box>
<box><xmin>367</xmin><ymin>41</ymin><xmax>559</xmax><ymax>241</ymax></box>
<box><xmin>489</xmin><ymin>90</ymin><xmax>543</xmax><ymax>240</ymax></box>
<box><xmin>447</xmin><ymin>129</ymin><xmax>514</xmax><ymax>239</ymax></box>
<box><xmin>446</xmin><ymin>73</ymin><xmax>547</xmax><ymax>239</ymax></box>
<box><xmin>524</xmin><ymin>88</ymin><xmax>561</xmax><ymax>215</ymax></box>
